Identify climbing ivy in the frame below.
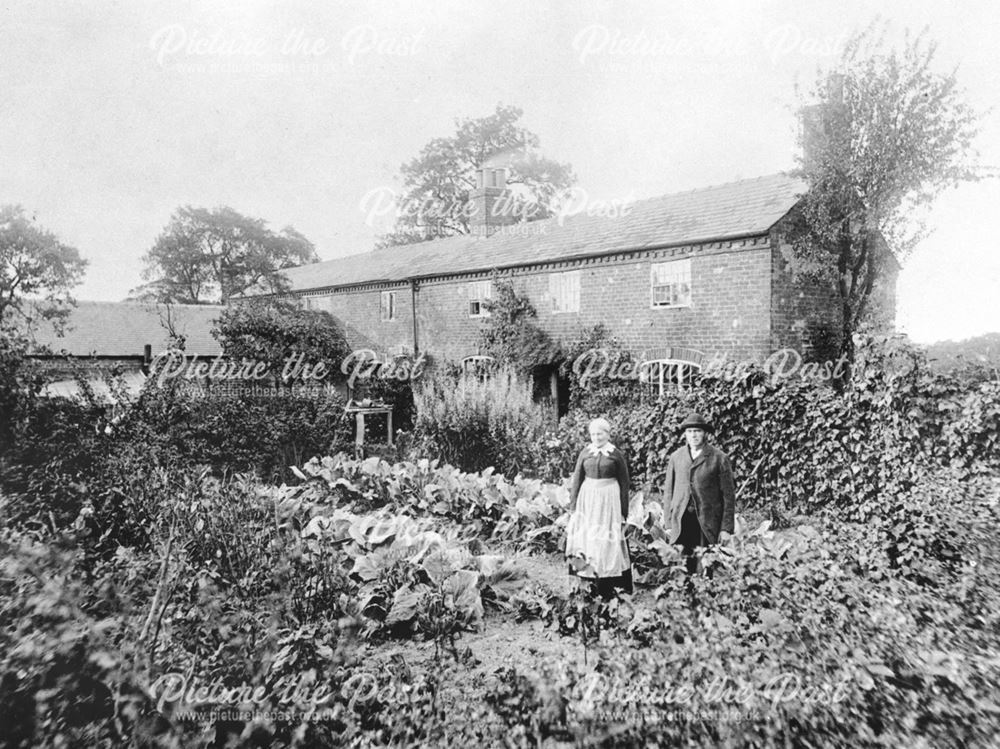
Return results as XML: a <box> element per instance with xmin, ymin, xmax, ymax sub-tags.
<box><xmin>478</xmin><ymin>279</ymin><xmax>560</xmax><ymax>376</ymax></box>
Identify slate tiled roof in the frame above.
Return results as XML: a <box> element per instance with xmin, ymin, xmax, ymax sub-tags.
<box><xmin>27</xmin><ymin>301</ymin><xmax>225</xmax><ymax>357</ymax></box>
<box><xmin>280</xmin><ymin>172</ymin><xmax>805</xmax><ymax>291</ymax></box>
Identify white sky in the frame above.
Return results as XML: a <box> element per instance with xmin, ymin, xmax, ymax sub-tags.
<box><xmin>2</xmin><ymin>0</ymin><xmax>998</xmax><ymax>344</ymax></box>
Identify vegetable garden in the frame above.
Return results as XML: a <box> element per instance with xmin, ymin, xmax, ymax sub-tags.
<box><xmin>2</xmin><ymin>334</ymin><xmax>999</xmax><ymax>747</ymax></box>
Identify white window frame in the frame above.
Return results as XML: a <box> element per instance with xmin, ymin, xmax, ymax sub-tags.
<box><xmin>651</xmin><ymin>259</ymin><xmax>692</xmax><ymax>308</ymax></box>
<box><xmin>549</xmin><ymin>270</ymin><xmax>580</xmax><ymax>314</ymax></box>
<box><xmin>467</xmin><ymin>280</ymin><xmax>492</xmax><ymax>317</ymax></box>
<box><xmin>461</xmin><ymin>355</ymin><xmax>496</xmax><ymax>380</ymax></box>
<box><xmin>380</xmin><ymin>290</ymin><xmax>397</xmax><ymax>322</ymax></box>
<box><xmin>639</xmin><ymin>358</ymin><xmax>701</xmax><ymax>396</ymax></box>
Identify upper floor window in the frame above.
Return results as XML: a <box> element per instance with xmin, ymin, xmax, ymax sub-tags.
<box><xmin>380</xmin><ymin>291</ymin><xmax>397</xmax><ymax>321</ymax></box>
<box><xmin>651</xmin><ymin>259</ymin><xmax>692</xmax><ymax>308</ymax></box>
<box><xmin>468</xmin><ymin>280</ymin><xmax>492</xmax><ymax>317</ymax></box>
<box><xmin>549</xmin><ymin>270</ymin><xmax>580</xmax><ymax>313</ymax></box>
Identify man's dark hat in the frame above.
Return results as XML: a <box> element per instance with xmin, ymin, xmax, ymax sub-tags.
<box><xmin>677</xmin><ymin>412</ymin><xmax>714</xmax><ymax>433</ymax></box>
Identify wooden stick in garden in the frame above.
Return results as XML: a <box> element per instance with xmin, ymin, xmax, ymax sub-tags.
<box><xmin>137</xmin><ymin>510</ymin><xmax>178</xmax><ymax>667</ymax></box>
<box><xmin>735</xmin><ymin>455</ymin><xmax>767</xmax><ymax>501</ymax></box>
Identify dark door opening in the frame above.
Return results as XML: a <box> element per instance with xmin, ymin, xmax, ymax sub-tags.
<box><xmin>531</xmin><ymin>364</ymin><xmax>571</xmax><ymax>418</ymax></box>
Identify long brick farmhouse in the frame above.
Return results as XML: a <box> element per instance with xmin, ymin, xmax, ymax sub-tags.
<box><xmin>269</xmin><ymin>170</ymin><xmax>894</xmax><ymax>368</ymax></box>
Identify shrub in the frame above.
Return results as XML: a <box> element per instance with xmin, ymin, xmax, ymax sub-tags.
<box><xmin>0</xmin><ymin>379</ymin><xmax>352</xmax><ymax>541</ymax></box>
<box><xmin>365</xmin><ymin>373</ymin><xmax>416</xmax><ymax>436</ymax></box>
<box><xmin>159</xmin><ymin>389</ymin><xmax>350</xmax><ymax>481</ymax></box>
<box><xmin>413</xmin><ymin>368</ymin><xmax>554</xmax><ymax>477</ymax></box>
<box><xmin>0</xmin><ymin>470</ymin><xmax>364</xmax><ymax>748</ymax></box>
<box><xmin>534</xmin><ymin>411</ymin><xmax>590</xmax><ymax>484</ymax></box>
<box><xmin>559</xmin><ymin>322</ymin><xmax>643</xmax><ymax>413</ymax></box>
<box><xmin>534</xmin><ymin>407</ymin><xmax>646</xmax><ymax>485</ymax></box>
<box><xmin>0</xmin><ymin>530</ymin><xmax>142</xmax><ymax>748</ymax></box>
<box><xmin>532</xmin><ymin>335</ymin><xmax>1000</xmax><ymax>519</ymax></box>
<box><xmin>211</xmin><ymin>298</ymin><xmax>350</xmax><ymax>382</ymax></box>
<box><xmin>942</xmin><ymin>379</ymin><xmax>1000</xmax><ymax>474</ymax></box>
<box><xmin>478</xmin><ymin>281</ymin><xmax>560</xmax><ymax>377</ymax></box>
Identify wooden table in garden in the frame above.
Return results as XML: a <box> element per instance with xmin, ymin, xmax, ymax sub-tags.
<box><xmin>344</xmin><ymin>404</ymin><xmax>394</xmax><ymax>450</ymax></box>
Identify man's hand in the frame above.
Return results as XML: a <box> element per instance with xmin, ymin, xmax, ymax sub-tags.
<box><xmin>718</xmin><ymin>530</ymin><xmax>733</xmax><ymax>544</ymax></box>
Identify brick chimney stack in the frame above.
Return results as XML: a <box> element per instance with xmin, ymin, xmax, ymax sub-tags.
<box><xmin>468</xmin><ymin>162</ymin><xmax>518</xmax><ymax>237</ymax></box>
<box><xmin>800</xmin><ymin>73</ymin><xmax>847</xmax><ymax>172</ymax></box>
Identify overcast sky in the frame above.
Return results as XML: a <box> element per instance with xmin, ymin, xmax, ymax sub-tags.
<box><xmin>2</xmin><ymin>0</ymin><xmax>998</xmax><ymax>343</ymax></box>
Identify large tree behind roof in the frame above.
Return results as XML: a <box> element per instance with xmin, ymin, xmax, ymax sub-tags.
<box><xmin>0</xmin><ymin>206</ymin><xmax>87</xmax><ymax>446</ymax></box>
<box><xmin>0</xmin><ymin>204</ymin><xmax>87</xmax><ymax>334</ymax></box>
<box><xmin>376</xmin><ymin>103</ymin><xmax>576</xmax><ymax>248</ymax></box>
<box><xmin>788</xmin><ymin>23</ymin><xmax>981</xmax><ymax>366</ymax></box>
<box><xmin>135</xmin><ymin>206</ymin><xmax>319</xmax><ymax>304</ymax></box>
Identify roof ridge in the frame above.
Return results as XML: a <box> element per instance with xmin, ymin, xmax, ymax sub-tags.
<box><xmin>73</xmin><ymin>300</ymin><xmax>227</xmax><ymax>309</ymax></box>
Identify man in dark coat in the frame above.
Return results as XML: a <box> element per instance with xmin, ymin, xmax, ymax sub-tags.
<box><xmin>662</xmin><ymin>412</ymin><xmax>736</xmax><ymax>573</ymax></box>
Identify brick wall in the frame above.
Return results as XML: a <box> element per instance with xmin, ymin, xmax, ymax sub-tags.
<box><xmin>768</xmin><ymin>223</ymin><xmax>898</xmax><ymax>360</ymax></box>
<box><xmin>414</xmin><ymin>279</ymin><xmax>488</xmax><ymax>360</ymax></box>
<box><xmin>307</xmin><ymin>283</ymin><xmax>415</xmax><ymax>355</ymax></box>
<box><xmin>301</xmin><ymin>237</ymin><xmax>778</xmax><ymax>364</ymax></box>
<box><xmin>769</xmin><ymin>239</ymin><xmax>843</xmax><ymax>360</ymax></box>
<box><xmin>463</xmin><ymin>248</ymin><xmax>771</xmax><ymax>362</ymax></box>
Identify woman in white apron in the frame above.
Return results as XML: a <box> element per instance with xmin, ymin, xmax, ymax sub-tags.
<box><xmin>564</xmin><ymin>417</ymin><xmax>633</xmax><ymax>598</ymax></box>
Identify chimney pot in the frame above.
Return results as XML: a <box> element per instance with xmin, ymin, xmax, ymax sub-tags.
<box><xmin>469</xmin><ymin>163</ymin><xmax>516</xmax><ymax>236</ymax></box>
